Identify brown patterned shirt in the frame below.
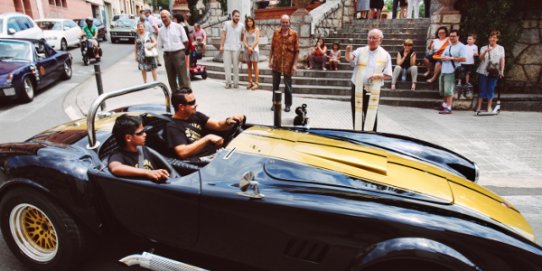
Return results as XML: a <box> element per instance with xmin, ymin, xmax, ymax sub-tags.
<box><xmin>270</xmin><ymin>27</ymin><xmax>299</xmax><ymax>76</ymax></box>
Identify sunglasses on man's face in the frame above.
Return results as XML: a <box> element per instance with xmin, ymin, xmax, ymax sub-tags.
<box><xmin>182</xmin><ymin>99</ymin><xmax>196</xmax><ymax>106</ymax></box>
<box><xmin>134</xmin><ymin>130</ymin><xmax>146</xmax><ymax>136</ymax></box>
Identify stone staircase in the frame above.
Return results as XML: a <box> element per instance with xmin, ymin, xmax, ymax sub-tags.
<box><xmin>203</xmin><ymin>18</ymin><xmax>542</xmax><ymax>111</ymax></box>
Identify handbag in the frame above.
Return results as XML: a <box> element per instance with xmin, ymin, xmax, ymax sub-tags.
<box><xmin>143</xmin><ymin>34</ymin><xmax>158</xmax><ymax>57</ymax></box>
<box><xmin>486</xmin><ymin>48</ymin><xmax>500</xmax><ymax>77</ymax></box>
<box><xmin>144</xmin><ymin>45</ymin><xmax>158</xmax><ymax>57</ymax></box>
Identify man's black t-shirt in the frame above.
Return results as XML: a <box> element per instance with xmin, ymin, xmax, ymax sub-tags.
<box><xmin>109</xmin><ymin>146</ymin><xmax>158</xmax><ymax>171</ymax></box>
<box><xmin>165</xmin><ymin>111</ymin><xmax>215</xmax><ymax>158</ymax></box>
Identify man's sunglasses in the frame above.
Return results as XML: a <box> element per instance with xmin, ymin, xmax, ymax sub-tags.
<box><xmin>134</xmin><ymin>130</ymin><xmax>146</xmax><ymax>136</ymax></box>
<box><xmin>182</xmin><ymin>99</ymin><xmax>196</xmax><ymax>106</ymax></box>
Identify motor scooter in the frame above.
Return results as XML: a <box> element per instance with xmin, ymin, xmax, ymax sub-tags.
<box><xmin>189</xmin><ymin>38</ymin><xmax>207</xmax><ymax>79</ymax></box>
<box><xmin>80</xmin><ymin>36</ymin><xmax>102</xmax><ymax>66</ymax></box>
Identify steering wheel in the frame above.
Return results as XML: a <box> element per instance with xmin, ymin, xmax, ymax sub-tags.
<box><xmin>146</xmin><ymin>147</ymin><xmax>181</xmax><ymax>180</ymax></box>
<box><xmin>223</xmin><ymin>116</ymin><xmax>246</xmax><ymax>147</ymax></box>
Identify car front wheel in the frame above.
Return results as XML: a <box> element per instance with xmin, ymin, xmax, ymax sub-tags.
<box><xmin>0</xmin><ymin>188</ymin><xmax>89</xmax><ymax>271</ymax></box>
<box><xmin>18</xmin><ymin>77</ymin><xmax>35</xmax><ymax>103</ymax></box>
<box><xmin>62</xmin><ymin>61</ymin><xmax>72</xmax><ymax>80</ymax></box>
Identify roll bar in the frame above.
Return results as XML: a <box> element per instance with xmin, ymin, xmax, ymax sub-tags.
<box><xmin>86</xmin><ymin>82</ymin><xmax>172</xmax><ymax>149</ymax></box>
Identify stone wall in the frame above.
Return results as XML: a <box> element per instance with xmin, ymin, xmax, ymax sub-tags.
<box><xmin>507</xmin><ymin>14</ymin><xmax>542</xmax><ymax>93</ymax></box>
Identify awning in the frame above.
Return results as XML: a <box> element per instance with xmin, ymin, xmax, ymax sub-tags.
<box><xmin>86</xmin><ymin>0</ymin><xmax>104</xmax><ymax>6</ymax></box>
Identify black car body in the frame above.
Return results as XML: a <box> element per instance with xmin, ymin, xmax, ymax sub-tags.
<box><xmin>0</xmin><ymin>83</ymin><xmax>541</xmax><ymax>271</ymax></box>
<box><xmin>0</xmin><ymin>38</ymin><xmax>72</xmax><ymax>102</ymax></box>
<box><xmin>74</xmin><ymin>18</ymin><xmax>107</xmax><ymax>41</ymax></box>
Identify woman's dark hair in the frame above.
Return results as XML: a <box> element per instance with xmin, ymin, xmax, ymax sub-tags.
<box><xmin>435</xmin><ymin>26</ymin><xmax>449</xmax><ymax>38</ymax></box>
<box><xmin>332</xmin><ymin>42</ymin><xmax>340</xmax><ymax>49</ymax></box>
<box><xmin>245</xmin><ymin>16</ymin><xmax>256</xmax><ymax>31</ymax></box>
<box><xmin>315</xmin><ymin>37</ymin><xmax>325</xmax><ymax>48</ymax></box>
<box><xmin>112</xmin><ymin>114</ymin><xmax>142</xmax><ymax>147</ymax></box>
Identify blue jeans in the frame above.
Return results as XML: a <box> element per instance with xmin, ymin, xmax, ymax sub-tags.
<box><xmin>478</xmin><ymin>74</ymin><xmax>498</xmax><ymax>99</ymax></box>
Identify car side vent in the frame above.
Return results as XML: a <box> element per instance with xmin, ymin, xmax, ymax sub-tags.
<box><xmin>284</xmin><ymin>239</ymin><xmax>329</xmax><ymax>263</ymax></box>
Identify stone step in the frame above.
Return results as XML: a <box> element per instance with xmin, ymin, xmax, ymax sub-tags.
<box><xmin>204</xmin><ymin>62</ymin><xmax>431</xmax><ymax>77</ymax></box>
<box><xmin>350</xmin><ymin>18</ymin><xmax>431</xmax><ymax>27</ymax></box>
<box><xmin>206</xmin><ymin>70</ymin><xmax>436</xmax><ymax>94</ymax></box>
<box><xmin>331</xmin><ymin>33</ymin><xmax>428</xmax><ymax>39</ymax></box>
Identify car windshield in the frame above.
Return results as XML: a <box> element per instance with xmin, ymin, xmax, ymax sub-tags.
<box><xmin>114</xmin><ymin>18</ymin><xmax>135</xmax><ymax>28</ymax></box>
<box><xmin>0</xmin><ymin>40</ymin><xmax>32</xmax><ymax>62</ymax></box>
<box><xmin>37</xmin><ymin>21</ymin><xmax>62</xmax><ymax>31</ymax></box>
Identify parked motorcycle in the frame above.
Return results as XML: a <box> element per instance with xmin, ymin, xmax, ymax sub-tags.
<box><xmin>80</xmin><ymin>37</ymin><xmax>102</xmax><ymax>65</ymax></box>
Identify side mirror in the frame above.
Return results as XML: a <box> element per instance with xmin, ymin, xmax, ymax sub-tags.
<box><xmin>238</xmin><ymin>171</ymin><xmax>264</xmax><ymax>199</ymax></box>
<box><xmin>8</xmin><ymin>28</ymin><xmax>16</xmax><ymax>35</ymax></box>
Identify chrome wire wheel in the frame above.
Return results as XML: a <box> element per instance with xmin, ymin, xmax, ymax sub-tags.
<box><xmin>9</xmin><ymin>203</ymin><xmax>58</xmax><ymax>262</ymax></box>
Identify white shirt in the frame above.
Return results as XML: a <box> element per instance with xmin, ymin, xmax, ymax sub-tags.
<box><xmin>349</xmin><ymin>46</ymin><xmax>393</xmax><ymax>85</ymax></box>
<box><xmin>441</xmin><ymin>42</ymin><xmax>466</xmax><ymax>74</ymax></box>
<box><xmin>477</xmin><ymin>44</ymin><xmax>505</xmax><ymax>76</ymax></box>
<box><xmin>222</xmin><ymin>21</ymin><xmax>243</xmax><ymax>51</ymax></box>
<box><xmin>157</xmin><ymin>22</ymin><xmax>188</xmax><ymax>52</ymax></box>
<box><xmin>464</xmin><ymin>44</ymin><xmax>478</xmax><ymax>65</ymax></box>
<box><xmin>431</xmin><ymin>38</ymin><xmax>448</xmax><ymax>54</ymax></box>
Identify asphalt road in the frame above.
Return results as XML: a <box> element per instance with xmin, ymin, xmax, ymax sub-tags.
<box><xmin>0</xmin><ymin>40</ymin><xmax>150</xmax><ymax>271</ymax></box>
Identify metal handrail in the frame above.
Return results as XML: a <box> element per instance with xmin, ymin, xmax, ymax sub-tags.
<box><xmin>86</xmin><ymin>82</ymin><xmax>172</xmax><ymax>149</ymax></box>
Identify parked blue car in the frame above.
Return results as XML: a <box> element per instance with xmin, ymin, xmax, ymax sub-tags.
<box><xmin>0</xmin><ymin>38</ymin><xmax>72</xmax><ymax>103</ymax></box>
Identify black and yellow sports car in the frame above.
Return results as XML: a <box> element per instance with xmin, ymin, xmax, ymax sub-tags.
<box><xmin>1</xmin><ymin>82</ymin><xmax>541</xmax><ymax>271</ymax></box>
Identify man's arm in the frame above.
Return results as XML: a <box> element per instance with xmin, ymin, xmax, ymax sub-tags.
<box><xmin>205</xmin><ymin>114</ymin><xmax>245</xmax><ymax>131</ymax></box>
<box><xmin>219</xmin><ymin>22</ymin><xmax>226</xmax><ymax>53</ymax></box>
<box><xmin>269</xmin><ymin>31</ymin><xmax>275</xmax><ymax>68</ymax></box>
<box><xmin>291</xmin><ymin>31</ymin><xmax>299</xmax><ymax>74</ymax></box>
<box><xmin>173</xmin><ymin>134</ymin><xmax>223</xmax><ymax>158</ymax></box>
<box><xmin>109</xmin><ymin>161</ymin><xmax>169</xmax><ymax>181</ymax></box>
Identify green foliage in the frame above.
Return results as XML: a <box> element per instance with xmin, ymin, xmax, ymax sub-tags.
<box><xmin>455</xmin><ymin>0</ymin><xmax>522</xmax><ymax>71</ymax></box>
<box><xmin>277</xmin><ymin>0</ymin><xmax>291</xmax><ymax>7</ymax></box>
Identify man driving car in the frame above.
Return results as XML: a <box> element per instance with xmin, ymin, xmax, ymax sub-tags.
<box><xmin>166</xmin><ymin>88</ymin><xmax>245</xmax><ymax>159</ymax></box>
<box><xmin>81</xmin><ymin>17</ymin><xmax>100</xmax><ymax>60</ymax></box>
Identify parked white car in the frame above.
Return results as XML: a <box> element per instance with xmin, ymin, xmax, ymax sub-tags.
<box><xmin>0</xmin><ymin>12</ymin><xmax>43</xmax><ymax>39</ymax></box>
<box><xmin>35</xmin><ymin>19</ymin><xmax>81</xmax><ymax>50</ymax></box>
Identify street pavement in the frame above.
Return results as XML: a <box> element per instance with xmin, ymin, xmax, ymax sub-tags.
<box><xmin>63</xmin><ymin>53</ymin><xmax>542</xmax><ymax>242</ymax></box>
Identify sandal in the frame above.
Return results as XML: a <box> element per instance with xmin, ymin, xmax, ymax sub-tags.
<box><xmin>411</xmin><ymin>83</ymin><xmax>416</xmax><ymax>91</ymax></box>
<box><xmin>390</xmin><ymin>84</ymin><xmax>396</xmax><ymax>90</ymax></box>
<box><xmin>250</xmin><ymin>82</ymin><xmax>259</xmax><ymax>90</ymax></box>
<box><xmin>246</xmin><ymin>82</ymin><xmax>254</xmax><ymax>89</ymax></box>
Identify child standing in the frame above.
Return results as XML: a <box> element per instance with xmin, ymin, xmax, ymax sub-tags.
<box><xmin>329</xmin><ymin>42</ymin><xmax>341</xmax><ymax>71</ymax></box>
<box><xmin>463</xmin><ymin>34</ymin><xmax>479</xmax><ymax>88</ymax></box>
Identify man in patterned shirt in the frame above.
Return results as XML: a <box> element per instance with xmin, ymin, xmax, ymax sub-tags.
<box><xmin>268</xmin><ymin>14</ymin><xmax>299</xmax><ymax>113</ymax></box>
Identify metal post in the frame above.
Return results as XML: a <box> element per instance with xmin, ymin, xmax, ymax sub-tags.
<box><xmin>94</xmin><ymin>64</ymin><xmax>105</xmax><ymax>110</ymax></box>
<box><xmin>273</xmin><ymin>90</ymin><xmax>282</xmax><ymax>128</ymax></box>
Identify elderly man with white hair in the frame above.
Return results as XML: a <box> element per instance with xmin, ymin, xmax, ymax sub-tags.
<box><xmin>157</xmin><ymin>9</ymin><xmax>190</xmax><ymax>92</ymax></box>
<box><xmin>345</xmin><ymin>28</ymin><xmax>392</xmax><ymax>132</ymax></box>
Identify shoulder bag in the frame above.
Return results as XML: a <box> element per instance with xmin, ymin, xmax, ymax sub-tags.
<box><xmin>486</xmin><ymin>47</ymin><xmax>500</xmax><ymax>77</ymax></box>
<box><xmin>449</xmin><ymin>45</ymin><xmax>466</xmax><ymax>79</ymax></box>
<box><xmin>143</xmin><ymin>34</ymin><xmax>158</xmax><ymax>57</ymax></box>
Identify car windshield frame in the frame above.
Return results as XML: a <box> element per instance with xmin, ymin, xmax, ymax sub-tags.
<box><xmin>37</xmin><ymin>20</ymin><xmax>63</xmax><ymax>31</ymax></box>
<box><xmin>0</xmin><ymin>40</ymin><xmax>33</xmax><ymax>62</ymax></box>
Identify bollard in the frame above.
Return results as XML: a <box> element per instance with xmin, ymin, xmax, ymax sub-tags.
<box><xmin>273</xmin><ymin>90</ymin><xmax>282</xmax><ymax>128</ymax></box>
<box><xmin>94</xmin><ymin>64</ymin><xmax>105</xmax><ymax>110</ymax></box>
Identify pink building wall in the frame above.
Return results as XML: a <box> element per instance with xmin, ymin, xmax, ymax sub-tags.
<box><xmin>1</xmin><ymin>0</ymin><xmax>92</xmax><ymax>19</ymax></box>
